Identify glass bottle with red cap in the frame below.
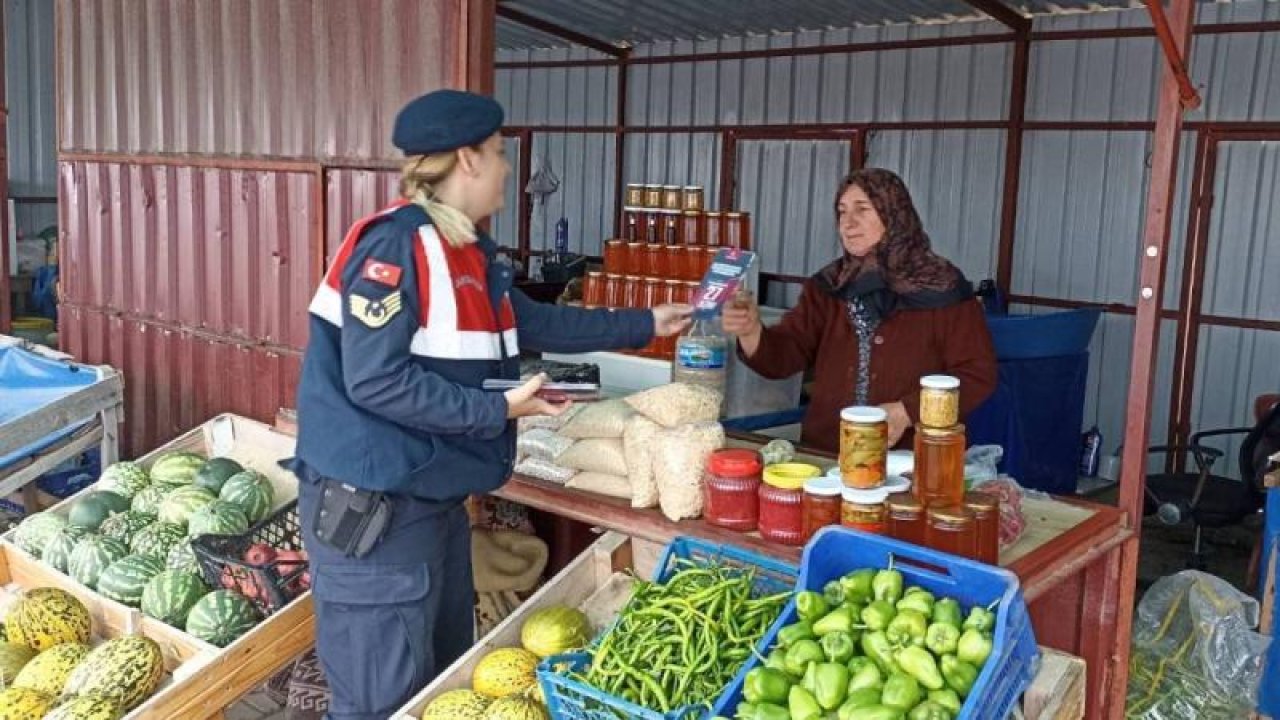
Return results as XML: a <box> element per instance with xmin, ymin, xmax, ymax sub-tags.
<box><xmin>703</xmin><ymin>449</ymin><xmax>764</xmax><ymax>531</ymax></box>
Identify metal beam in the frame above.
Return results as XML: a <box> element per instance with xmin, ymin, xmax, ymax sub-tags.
<box><xmin>1145</xmin><ymin>0</ymin><xmax>1203</xmax><ymax>110</ymax></box>
<box><xmin>496</xmin><ymin>5</ymin><xmax>626</xmax><ymax>58</ymax></box>
<box><xmin>958</xmin><ymin>0</ymin><xmax>1031</xmax><ymax>32</ymax></box>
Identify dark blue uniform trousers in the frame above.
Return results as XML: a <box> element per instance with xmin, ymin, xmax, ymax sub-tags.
<box><xmin>297</xmin><ymin>475</ymin><xmax>474</xmax><ymax>720</ymax></box>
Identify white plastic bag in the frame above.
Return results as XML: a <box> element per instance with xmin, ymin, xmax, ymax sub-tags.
<box><xmin>623</xmin><ymin>415</ymin><xmax>661</xmax><ymax>509</ymax></box>
<box><xmin>516</xmin><ymin>429</ymin><xmax>574</xmax><ymax>461</ymax></box>
<box><xmin>653</xmin><ymin>421</ymin><xmax>725</xmax><ymax>522</ymax></box>
<box><xmin>513</xmin><ymin>457</ymin><xmax>575</xmax><ymax>485</ymax></box>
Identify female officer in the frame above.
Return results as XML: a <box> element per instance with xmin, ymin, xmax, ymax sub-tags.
<box><xmin>292</xmin><ymin>89</ymin><xmax>691</xmax><ymax>719</ymax></box>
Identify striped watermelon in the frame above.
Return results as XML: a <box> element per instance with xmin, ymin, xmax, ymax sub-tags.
<box><xmin>148</xmin><ymin>451</ymin><xmax>206</xmax><ymax>486</ymax></box>
<box><xmin>194</xmin><ymin>458</ymin><xmax>245</xmax><ymax>495</ymax></box>
<box><xmin>141</xmin><ymin>570</ymin><xmax>210</xmax><ymax>627</ymax></box>
<box><xmin>96</xmin><ymin>461</ymin><xmax>150</xmax><ymax>499</ymax></box>
<box><xmin>129</xmin><ymin>522</ymin><xmax>186</xmax><ymax>561</ymax></box>
<box><xmin>42</xmin><ymin>525</ymin><xmax>93</xmax><ymax>574</ymax></box>
<box><xmin>97</xmin><ymin>555</ymin><xmax>166</xmax><ymax>607</ymax></box>
<box><xmin>166</xmin><ymin>540</ymin><xmax>201</xmax><ymax>576</ymax></box>
<box><xmin>68</xmin><ymin>536</ymin><xmax>130</xmax><ymax>589</ymax></box>
<box><xmin>12</xmin><ymin>513</ymin><xmax>68</xmax><ymax>558</ymax></box>
<box><xmin>63</xmin><ymin>635</ymin><xmax>164</xmax><ymax>711</ymax></box>
<box><xmin>67</xmin><ymin>491</ymin><xmax>129</xmax><ymax>532</ymax></box>
<box><xmin>185</xmin><ymin>590</ymin><xmax>260</xmax><ymax>647</ymax></box>
<box><xmin>186</xmin><ymin>501</ymin><xmax>250</xmax><ymax>539</ymax></box>
<box><xmin>98</xmin><ymin>511</ymin><xmax>156</xmax><ymax>546</ymax></box>
<box><xmin>218</xmin><ymin>471</ymin><xmax>275</xmax><ymax>525</ymax></box>
<box><xmin>158</xmin><ymin>486</ymin><xmax>217</xmax><ymax>527</ymax></box>
<box><xmin>129</xmin><ymin>485</ymin><xmax>170</xmax><ymax>517</ymax></box>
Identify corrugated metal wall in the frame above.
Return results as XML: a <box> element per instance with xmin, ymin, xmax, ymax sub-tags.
<box><xmin>6</xmin><ymin>0</ymin><xmax>55</xmax><ymax>195</ymax></box>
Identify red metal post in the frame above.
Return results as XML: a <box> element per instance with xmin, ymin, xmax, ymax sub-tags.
<box><xmin>1115</xmin><ymin>0</ymin><xmax>1197</xmax><ymax>715</ymax></box>
<box><xmin>850</xmin><ymin>130</ymin><xmax>867</xmax><ymax>171</ymax></box>
<box><xmin>612</xmin><ymin>52</ymin><xmax>629</xmax><ymax>238</ymax></box>
<box><xmin>996</xmin><ymin>33</ymin><xmax>1030</xmax><ymax>295</ymax></box>
<box><xmin>1145</xmin><ymin>0</ymin><xmax>1203</xmax><ymax>110</ymax></box>
<box><xmin>719</xmin><ymin>130</ymin><xmax>738</xmax><ymax>211</ymax></box>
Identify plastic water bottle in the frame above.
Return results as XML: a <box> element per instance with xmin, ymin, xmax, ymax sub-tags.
<box><xmin>672</xmin><ymin>315</ymin><xmax>728</xmax><ymax>415</ymax></box>
<box><xmin>554</xmin><ymin>217</ymin><xmax>569</xmax><ymax>263</ymax></box>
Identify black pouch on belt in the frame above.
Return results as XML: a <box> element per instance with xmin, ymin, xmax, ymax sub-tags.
<box><xmin>310</xmin><ymin>478</ymin><xmax>393</xmax><ymax>558</ymax></box>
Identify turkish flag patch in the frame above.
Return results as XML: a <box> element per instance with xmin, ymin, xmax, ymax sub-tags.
<box><xmin>361</xmin><ymin>259</ymin><xmax>403</xmax><ymax>287</ymax></box>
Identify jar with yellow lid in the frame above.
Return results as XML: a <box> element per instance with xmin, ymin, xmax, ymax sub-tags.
<box><xmin>839</xmin><ymin>406</ymin><xmax>889</xmax><ymax>488</ymax></box>
<box><xmin>758</xmin><ymin>463</ymin><xmax>820</xmax><ymax>546</ymax></box>
<box><xmin>919</xmin><ymin>375</ymin><xmax>961</xmax><ymax>428</ymax></box>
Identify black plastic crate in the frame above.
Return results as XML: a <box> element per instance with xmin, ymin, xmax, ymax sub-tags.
<box><xmin>191</xmin><ymin>499</ymin><xmax>309</xmax><ymax>616</ymax></box>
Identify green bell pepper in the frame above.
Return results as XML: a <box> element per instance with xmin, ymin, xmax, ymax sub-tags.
<box><xmin>789</xmin><ymin>685</ymin><xmax>823</xmax><ymax>720</ymax></box>
<box><xmin>796</xmin><ymin>590</ymin><xmax>831</xmax><ymax>622</ymax></box>
<box><xmin>861</xmin><ymin>630</ymin><xmax>901</xmax><ymax>674</ymax></box>
<box><xmin>880</xmin><ymin>672</ymin><xmax>923</xmax><ymax>711</ymax></box>
<box><xmin>940</xmin><ymin>654</ymin><xmax>979</xmax><ymax>698</ymax></box>
<box><xmin>841</xmin><ymin>569</ymin><xmax>877</xmax><ymax>605</ymax></box>
<box><xmin>894</xmin><ymin>646</ymin><xmax>945</xmax><ymax>690</ymax></box>
<box><xmin>861</xmin><ymin>600</ymin><xmax>897</xmax><ymax>632</ymax></box>
<box><xmin>896</xmin><ymin>590</ymin><xmax>935</xmax><ymax>616</ymax></box>
<box><xmin>821</xmin><ymin>630</ymin><xmax>857</xmax><ymax>664</ymax></box>
<box><xmin>847</xmin><ymin>656</ymin><xmax>884</xmax><ymax>694</ymax></box>
<box><xmin>932</xmin><ymin>598</ymin><xmax>963</xmax><ymax>628</ymax></box>
<box><xmin>778</xmin><ymin>620</ymin><xmax>816</xmax><ymax>647</ymax></box>
<box><xmin>814</xmin><ymin>662</ymin><xmax>851</xmax><ymax>711</ymax></box>
<box><xmin>825</xmin><ymin>579</ymin><xmax>847</xmax><ymax>606</ymax></box>
<box><xmin>962</xmin><ymin>606</ymin><xmax>996</xmax><ymax>634</ymax></box>
<box><xmin>957</xmin><ymin>628</ymin><xmax>993</xmax><ymax>667</ymax></box>
<box><xmin>736</xmin><ymin>702</ymin><xmax>790</xmax><ymax>720</ymax></box>
<box><xmin>838</xmin><ymin>688</ymin><xmax>885</xmax><ymax>718</ymax></box>
<box><xmin>842</xmin><ymin>706</ymin><xmax>906</xmax><ymax>720</ymax></box>
<box><xmin>814</xmin><ymin>606</ymin><xmax>856</xmax><ymax>636</ymax></box>
<box><xmin>926</xmin><ymin>622</ymin><xmax>961</xmax><ymax>656</ymax></box>
<box><xmin>764</xmin><ymin>648</ymin><xmax>789</xmax><ymax>675</ymax></box>
<box><xmin>801</xmin><ymin>661</ymin><xmax>820</xmax><ymax>695</ymax></box>
<box><xmin>928</xmin><ymin>689</ymin><xmax>962</xmax><ymax>715</ymax></box>
<box><xmin>785</xmin><ymin>639</ymin><xmax>826</xmax><ymax>677</ymax></box>
<box><xmin>744</xmin><ymin>667</ymin><xmax>792</xmax><ymax>705</ymax></box>
<box><xmin>907</xmin><ymin>701</ymin><xmax>954</xmax><ymax>720</ymax></box>
<box><xmin>873</xmin><ymin>567</ymin><xmax>905</xmax><ymax>604</ymax></box>
<box><xmin>886</xmin><ymin>609</ymin><xmax>929</xmax><ymax>648</ymax></box>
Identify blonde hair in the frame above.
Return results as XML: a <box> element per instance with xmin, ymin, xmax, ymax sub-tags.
<box><xmin>400</xmin><ymin>152</ymin><xmax>476</xmax><ymax>247</ymax></box>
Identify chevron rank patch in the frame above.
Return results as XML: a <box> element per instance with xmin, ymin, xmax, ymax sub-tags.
<box><xmin>350</xmin><ymin>290</ymin><xmax>403</xmax><ymax>329</ymax></box>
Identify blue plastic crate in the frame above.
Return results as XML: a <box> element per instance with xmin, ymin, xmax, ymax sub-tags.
<box><xmin>538</xmin><ymin>536</ymin><xmax>799</xmax><ymax>720</ymax></box>
<box><xmin>718</xmin><ymin>526</ymin><xmax>1039</xmax><ymax>720</ymax></box>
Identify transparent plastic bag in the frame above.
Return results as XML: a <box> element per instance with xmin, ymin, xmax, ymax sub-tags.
<box><xmin>964</xmin><ymin>445</ymin><xmax>1003</xmax><ymax>487</ymax></box>
<box><xmin>970</xmin><ymin>475</ymin><xmax>1035</xmax><ymax>549</ymax></box>
<box><xmin>1125</xmin><ymin>570</ymin><xmax>1271</xmax><ymax>720</ymax></box>
<box><xmin>513</xmin><ymin>457</ymin><xmax>575</xmax><ymax>485</ymax></box>
<box><xmin>653</xmin><ymin>421</ymin><xmax>725</xmax><ymax>522</ymax></box>
<box><xmin>518</xmin><ymin>403</ymin><xmax>582</xmax><ymax>433</ymax></box>
<box><xmin>516</xmin><ymin>428</ymin><xmax>574</xmax><ymax>462</ymax></box>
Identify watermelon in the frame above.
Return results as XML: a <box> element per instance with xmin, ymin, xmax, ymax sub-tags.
<box><xmin>42</xmin><ymin>525</ymin><xmax>93</xmax><ymax>573</ymax></box>
<box><xmin>148</xmin><ymin>452</ymin><xmax>206</xmax><ymax>486</ymax></box>
<box><xmin>185</xmin><ymin>590</ymin><xmax>260</xmax><ymax>647</ymax></box>
<box><xmin>96</xmin><ymin>461</ymin><xmax>150</xmax><ymax>499</ymax></box>
<box><xmin>97</xmin><ymin>554</ymin><xmax>166</xmax><ymax>607</ymax></box>
<box><xmin>5</xmin><ymin>588</ymin><xmax>92</xmax><ymax>652</ymax></box>
<box><xmin>12</xmin><ymin>513</ymin><xmax>68</xmax><ymax>558</ymax></box>
<box><xmin>166</xmin><ymin>540</ymin><xmax>202</xmax><ymax>576</ymax></box>
<box><xmin>129</xmin><ymin>522</ymin><xmax>187</xmax><ymax>561</ymax></box>
<box><xmin>141</xmin><ymin>570</ymin><xmax>210</xmax><ymax>627</ymax></box>
<box><xmin>68</xmin><ymin>536</ymin><xmax>130</xmax><ymax>589</ymax></box>
<box><xmin>68</xmin><ymin>492</ymin><xmax>128</xmax><ymax>531</ymax></box>
<box><xmin>187</xmin><ymin>501</ymin><xmax>250</xmax><ymax>539</ymax></box>
<box><xmin>194</xmin><ymin>457</ymin><xmax>245</xmax><ymax>495</ymax></box>
<box><xmin>63</xmin><ymin>635</ymin><xmax>164</xmax><ymax>711</ymax></box>
<box><xmin>158</xmin><ymin>486</ymin><xmax>217</xmax><ymax>527</ymax></box>
<box><xmin>98</xmin><ymin>511</ymin><xmax>156</xmax><ymax>546</ymax></box>
<box><xmin>129</xmin><ymin>485</ymin><xmax>170</xmax><ymax>517</ymax></box>
<box><xmin>219</xmin><ymin>471</ymin><xmax>275</xmax><ymax>525</ymax></box>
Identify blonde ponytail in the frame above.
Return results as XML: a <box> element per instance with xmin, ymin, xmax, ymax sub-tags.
<box><xmin>400</xmin><ymin>153</ymin><xmax>476</xmax><ymax>247</ymax></box>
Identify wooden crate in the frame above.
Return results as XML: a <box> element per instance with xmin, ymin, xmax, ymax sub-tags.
<box><xmin>1</xmin><ymin>413</ymin><xmax>314</xmax><ymax>719</ymax></box>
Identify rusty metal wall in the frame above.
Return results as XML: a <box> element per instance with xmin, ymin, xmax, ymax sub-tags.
<box><xmin>324</xmin><ymin>168</ymin><xmax>402</xmax><ymax>264</ymax></box>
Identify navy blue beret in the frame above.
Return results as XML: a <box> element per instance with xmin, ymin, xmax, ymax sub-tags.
<box><xmin>392</xmin><ymin>89</ymin><xmax>505</xmax><ymax>155</ymax></box>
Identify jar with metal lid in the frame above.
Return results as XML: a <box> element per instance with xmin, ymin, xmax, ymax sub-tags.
<box><xmin>625</xmin><ymin>184</ymin><xmax>645</xmax><ymax>208</ymax></box>
<box><xmin>724</xmin><ymin>211</ymin><xmax>750</xmax><ymax>250</ymax></box>
<box><xmin>643</xmin><ymin>184</ymin><xmax>662</xmax><ymax>208</ymax></box>
<box><xmin>964</xmin><ymin>491</ymin><xmax>1001</xmax><ymax>564</ymax></box>
<box><xmin>704</xmin><ymin>211</ymin><xmax>724</xmax><ymax>247</ymax></box>
<box><xmin>839</xmin><ymin>406</ymin><xmax>889</xmax><ymax>489</ymax></box>
<box><xmin>801</xmin><ymin>475</ymin><xmax>843</xmax><ymax>541</ymax></box>
<box><xmin>886</xmin><ymin>492</ymin><xmax>925</xmax><ymax>546</ymax></box>
<box><xmin>603</xmin><ymin>239</ymin><xmax>626</xmax><ymax>273</ymax></box>
<box><xmin>644</xmin><ymin>213</ymin><xmax>660</xmax><ymax>244</ymax></box>
<box><xmin>603</xmin><ymin>273</ymin><xmax>624</xmax><ymax>308</ymax></box>
<box><xmin>703</xmin><ymin>449</ymin><xmax>764</xmax><ymax>531</ymax></box>
<box><xmin>920</xmin><ymin>375</ymin><xmax>961</xmax><ymax>428</ymax></box>
<box><xmin>663</xmin><ymin>214</ymin><xmax>680</xmax><ymax>245</ymax></box>
<box><xmin>622</xmin><ymin>276</ymin><xmax>643</xmax><ymax>309</ymax></box>
<box><xmin>625</xmin><ymin>242</ymin><xmax>645</xmax><ymax>275</ymax></box>
<box><xmin>913</xmin><ymin>424</ymin><xmax>966</xmax><ymax>508</ymax></box>
<box><xmin>840</xmin><ymin>486</ymin><xmax>890</xmax><ymax>534</ymax></box>
<box><xmin>679</xmin><ymin>210</ymin><xmax>704</xmax><ymax>246</ymax></box>
<box><xmin>643</xmin><ymin>243</ymin><xmax>665</xmax><ymax>277</ymax></box>
<box><xmin>681</xmin><ymin>186</ymin><xmax>705</xmax><ymax>211</ymax></box>
<box><xmin>662</xmin><ymin>185</ymin><xmax>682</xmax><ymax>211</ymax></box>
<box><xmin>583</xmin><ymin>271</ymin><xmax>605</xmax><ymax>308</ymax></box>
<box><xmin>925</xmin><ymin>504</ymin><xmax>977</xmax><ymax>559</ymax></box>
<box><xmin>758</xmin><ymin>463</ymin><xmax>820</xmax><ymax>546</ymax></box>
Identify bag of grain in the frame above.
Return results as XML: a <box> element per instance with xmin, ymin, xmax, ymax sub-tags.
<box><xmin>565</xmin><ymin>472</ymin><xmax>631</xmax><ymax>500</ymax></box>
<box><xmin>557</xmin><ymin>437</ymin><xmax>628</xmax><ymax>477</ymax></box>
<box><xmin>653</xmin><ymin>421</ymin><xmax>725</xmax><ymax>522</ymax></box>
<box><xmin>623</xmin><ymin>415</ymin><xmax>662</xmax><ymax>509</ymax></box>
<box><xmin>626</xmin><ymin>383</ymin><xmax>722</xmax><ymax>428</ymax></box>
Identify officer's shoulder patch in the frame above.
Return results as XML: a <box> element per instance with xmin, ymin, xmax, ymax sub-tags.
<box><xmin>350</xmin><ymin>290</ymin><xmax>403</xmax><ymax>329</ymax></box>
<box><xmin>361</xmin><ymin>258</ymin><xmax>402</xmax><ymax>287</ymax></box>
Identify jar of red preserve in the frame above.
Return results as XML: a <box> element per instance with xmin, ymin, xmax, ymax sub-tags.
<box><xmin>703</xmin><ymin>449</ymin><xmax>764</xmax><ymax>531</ymax></box>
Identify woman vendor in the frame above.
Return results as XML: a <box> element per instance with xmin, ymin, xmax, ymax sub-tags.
<box><xmin>722</xmin><ymin>168</ymin><xmax>997</xmax><ymax>452</ymax></box>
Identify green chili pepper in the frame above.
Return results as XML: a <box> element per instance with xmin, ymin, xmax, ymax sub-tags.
<box><xmin>907</xmin><ymin>701</ymin><xmax>954</xmax><ymax>720</ymax></box>
<box><xmin>932</xmin><ymin>598</ymin><xmax>963</xmax><ymax>628</ymax></box>
<box><xmin>872</xmin><ymin>567</ymin><xmax>904</xmax><ymax>604</ymax></box>
<box><xmin>861</xmin><ymin>600</ymin><xmax>897</xmax><ymax>632</ymax></box>
<box><xmin>744</xmin><ymin>667</ymin><xmax>791</xmax><ymax>705</ymax></box>
<box><xmin>789</xmin><ymin>685</ymin><xmax>823</xmax><ymax>720</ymax></box>
<box><xmin>928</xmin><ymin>688</ymin><xmax>963</xmax><ymax>715</ymax></box>
<box><xmin>886</xmin><ymin>609</ymin><xmax>929</xmax><ymax>648</ymax></box>
<box><xmin>840</xmin><ymin>569</ymin><xmax>877</xmax><ymax>605</ymax></box>
<box><xmin>800</xmin><ymin>661</ymin><xmax>820</xmax><ymax>694</ymax></box>
<box><xmin>796</xmin><ymin>590</ymin><xmax>831</xmax><ymax>622</ymax></box>
<box><xmin>813</xmin><ymin>662</ymin><xmax>851</xmax><ymax>711</ymax></box>
<box><xmin>821</xmin><ymin>630</ymin><xmax>857</xmax><ymax>664</ymax></box>
<box><xmin>814</xmin><ymin>606</ymin><xmax>856</xmax><ymax>636</ymax></box>
<box><xmin>838</xmin><ymin>687</ymin><xmax>885</xmax><ymax>717</ymax></box>
<box><xmin>785</xmin><ymin>638</ymin><xmax>825</xmax><ymax>677</ymax></box>
<box><xmin>764</xmin><ymin>648</ymin><xmax>789</xmax><ymax>674</ymax></box>
<box><xmin>940</xmin><ymin>654</ymin><xmax>979</xmax><ymax>698</ymax></box>
<box><xmin>861</xmin><ymin>630</ymin><xmax>901</xmax><ymax>675</ymax></box>
<box><xmin>824</xmin><ymin>579</ymin><xmax>847</xmax><ymax>606</ymax></box>
<box><xmin>962</xmin><ymin>606</ymin><xmax>996</xmax><ymax>634</ymax></box>
<box><xmin>894</xmin><ymin>645</ymin><xmax>945</xmax><ymax>690</ymax></box>
<box><xmin>896</xmin><ymin>590</ymin><xmax>935</xmax><ymax>616</ymax></box>
<box><xmin>926</xmin><ymin>622</ymin><xmax>961</xmax><ymax>656</ymax></box>
<box><xmin>842</xmin><ymin>705</ymin><xmax>906</xmax><ymax>720</ymax></box>
<box><xmin>778</xmin><ymin>620</ymin><xmax>816</xmax><ymax>648</ymax></box>
<box><xmin>957</xmin><ymin>628</ymin><xmax>993</xmax><ymax>667</ymax></box>
<box><xmin>847</xmin><ymin>656</ymin><xmax>884</xmax><ymax>694</ymax></box>
<box><xmin>880</xmin><ymin>672</ymin><xmax>923</xmax><ymax>711</ymax></box>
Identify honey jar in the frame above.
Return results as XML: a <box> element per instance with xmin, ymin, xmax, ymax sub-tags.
<box><xmin>920</xmin><ymin>375</ymin><xmax>961</xmax><ymax>428</ymax></box>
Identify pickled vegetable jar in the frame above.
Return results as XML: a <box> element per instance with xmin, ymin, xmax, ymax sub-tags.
<box><xmin>839</xmin><ymin>406</ymin><xmax>888</xmax><ymax>489</ymax></box>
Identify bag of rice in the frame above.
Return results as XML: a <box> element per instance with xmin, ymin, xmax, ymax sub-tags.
<box><xmin>516</xmin><ymin>428</ymin><xmax>575</xmax><ymax>461</ymax></box>
<box><xmin>653</xmin><ymin>421</ymin><xmax>725</xmax><ymax>522</ymax></box>
<box><xmin>559</xmin><ymin>398</ymin><xmax>634</xmax><ymax>439</ymax></box>
<box><xmin>557</xmin><ymin>437</ymin><xmax>628</xmax><ymax>477</ymax></box>
<box><xmin>625</xmin><ymin>383</ymin><xmax>723</xmax><ymax>428</ymax></box>
<box><xmin>623</xmin><ymin>415</ymin><xmax>661</xmax><ymax>509</ymax></box>
<box><xmin>513</xmin><ymin>457</ymin><xmax>575</xmax><ymax>484</ymax></box>
<box><xmin>566</xmin><ymin>471</ymin><xmax>631</xmax><ymax>500</ymax></box>
<box><xmin>518</xmin><ymin>403</ymin><xmax>583</xmax><ymax>433</ymax></box>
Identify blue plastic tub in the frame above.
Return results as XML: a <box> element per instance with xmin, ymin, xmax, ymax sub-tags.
<box><xmin>538</xmin><ymin>537</ymin><xmax>799</xmax><ymax>720</ymax></box>
<box><xmin>717</xmin><ymin>527</ymin><xmax>1039</xmax><ymax>720</ymax></box>
<box><xmin>986</xmin><ymin>308</ymin><xmax>1100</xmax><ymax>360</ymax></box>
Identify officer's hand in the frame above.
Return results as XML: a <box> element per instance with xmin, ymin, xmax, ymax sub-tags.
<box><xmin>504</xmin><ymin>374</ymin><xmax>572</xmax><ymax>419</ymax></box>
<box><xmin>652</xmin><ymin>304</ymin><xmax>693</xmax><ymax>337</ymax></box>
